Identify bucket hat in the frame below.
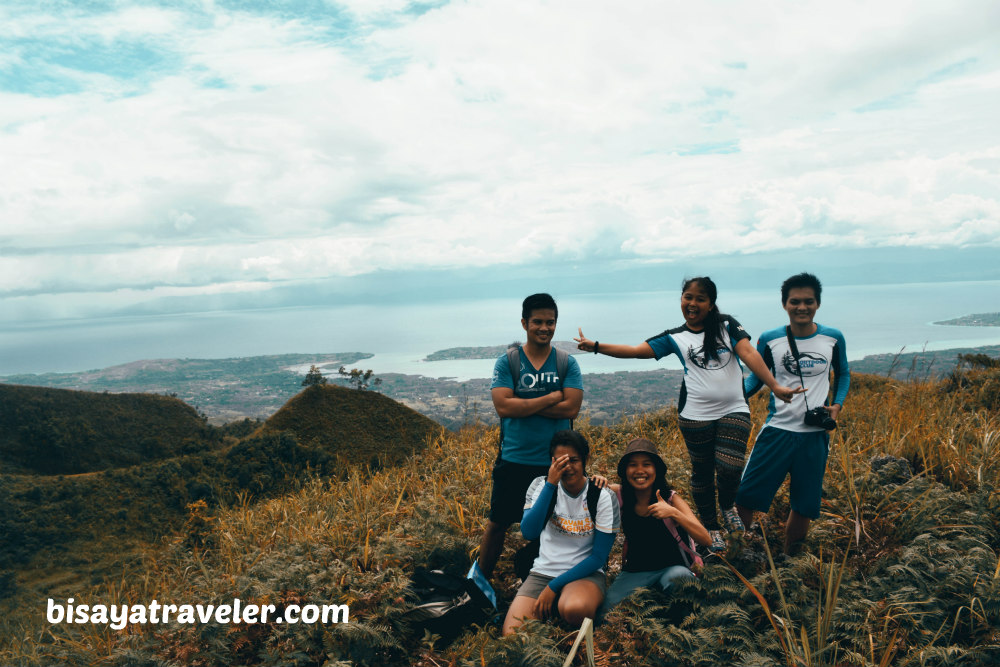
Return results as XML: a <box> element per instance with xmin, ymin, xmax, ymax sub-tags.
<box><xmin>616</xmin><ymin>437</ymin><xmax>667</xmax><ymax>481</ymax></box>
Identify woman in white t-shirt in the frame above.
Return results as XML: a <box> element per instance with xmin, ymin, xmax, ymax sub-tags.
<box><xmin>575</xmin><ymin>277</ymin><xmax>799</xmax><ymax>551</ymax></box>
<box><xmin>502</xmin><ymin>430</ymin><xmax>620</xmax><ymax>636</ymax></box>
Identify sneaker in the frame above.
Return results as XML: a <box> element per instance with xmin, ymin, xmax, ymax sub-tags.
<box><xmin>709</xmin><ymin>530</ymin><xmax>726</xmax><ymax>552</ymax></box>
<box><xmin>722</xmin><ymin>507</ymin><xmax>745</xmax><ymax>533</ymax></box>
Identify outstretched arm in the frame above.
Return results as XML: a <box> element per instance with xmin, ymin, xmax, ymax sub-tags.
<box><xmin>735</xmin><ymin>338</ymin><xmax>801</xmax><ymax>403</ymax></box>
<box><xmin>574</xmin><ymin>328</ymin><xmax>655</xmax><ymax>359</ymax></box>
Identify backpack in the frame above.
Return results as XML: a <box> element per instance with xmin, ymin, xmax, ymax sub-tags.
<box><xmin>615</xmin><ymin>488</ymin><xmax>704</xmax><ymax>574</ymax></box>
<box><xmin>402</xmin><ymin>568</ymin><xmax>495</xmax><ymax>644</ymax></box>
<box><xmin>513</xmin><ymin>481</ymin><xmax>602</xmax><ymax>581</ymax></box>
<box><xmin>498</xmin><ymin>345</ymin><xmax>572</xmax><ymax>451</ymax></box>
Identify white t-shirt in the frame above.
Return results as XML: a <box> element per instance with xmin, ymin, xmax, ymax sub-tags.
<box><xmin>646</xmin><ymin>317</ymin><xmax>751</xmax><ymax>420</ymax></box>
<box><xmin>523</xmin><ymin>477</ymin><xmax>620</xmax><ymax>578</ymax></box>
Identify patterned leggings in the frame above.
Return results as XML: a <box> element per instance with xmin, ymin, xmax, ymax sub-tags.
<box><xmin>677</xmin><ymin>412</ymin><xmax>752</xmax><ymax>530</ymax></box>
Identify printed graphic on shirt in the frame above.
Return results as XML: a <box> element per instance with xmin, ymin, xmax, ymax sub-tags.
<box><xmin>551</xmin><ymin>514</ymin><xmax>594</xmax><ymax>535</ymax></box>
<box><xmin>517</xmin><ymin>369</ymin><xmax>561</xmax><ymax>391</ymax></box>
<box><xmin>781</xmin><ymin>350</ymin><xmax>830</xmax><ymax>377</ymax></box>
<box><xmin>686</xmin><ymin>344</ymin><xmax>733</xmax><ymax>370</ymax></box>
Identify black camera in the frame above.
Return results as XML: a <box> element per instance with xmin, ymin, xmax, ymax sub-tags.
<box><xmin>804</xmin><ymin>406</ymin><xmax>837</xmax><ymax>430</ymax></box>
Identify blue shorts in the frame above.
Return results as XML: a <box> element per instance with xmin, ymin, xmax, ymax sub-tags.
<box><xmin>736</xmin><ymin>427</ymin><xmax>829</xmax><ymax>520</ymax></box>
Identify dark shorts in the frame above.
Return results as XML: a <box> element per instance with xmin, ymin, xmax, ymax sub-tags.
<box><xmin>736</xmin><ymin>427</ymin><xmax>830</xmax><ymax>520</ymax></box>
<box><xmin>489</xmin><ymin>459</ymin><xmax>549</xmax><ymax>526</ymax></box>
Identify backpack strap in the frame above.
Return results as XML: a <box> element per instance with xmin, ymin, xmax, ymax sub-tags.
<box><xmin>497</xmin><ymin>346</ymin><xmax>522</xmax><ymax>452</ymax></box>
<box><xmin>585</xmin><ymin>481</ymin><xmax>600</xmax><ymax>523</ymax></box>
<box><xmin>662</xmin><ymin>491</ymin><xmax>704</xmax><ymax>571</ymax></box>
<box><xmin>506</xmin><ymin>345</ymin><xmax>521</xmax><ymax>384</ymax></box>
<box><xmin>544</xmin><ymin>481</ymin><xmax>600</xmax><ymax>526</ymax></box>
<box><xmin>554</xmin><ymin>347</ymin><xmax>569</xmax><ymax>386</ymax></box>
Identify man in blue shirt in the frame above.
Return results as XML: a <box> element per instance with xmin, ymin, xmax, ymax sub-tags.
<box><xmin>736</xmin><ymin>273</ymin><xmax>850</xmax><ymax>555</ymax></box>
<box><xmin>475</xmin><ymin>293</ymin><xmax>584</xmax><ymax>580</ymax></box>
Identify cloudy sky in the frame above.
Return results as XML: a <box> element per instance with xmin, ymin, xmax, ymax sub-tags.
<box><xmin>2</xmin><ymin>0</ymin><xmax>999</xmax><ymax>323</ymax></box>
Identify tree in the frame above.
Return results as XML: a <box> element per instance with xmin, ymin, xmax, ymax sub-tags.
<box><xmin>301</xmin><ymin>365</ymin><xmax>328</xmax><ymax>387</ymax></box>
<box><xmin>337</xmin><ymin>366</ymin><xmax>382</xmax><ymax>391</ymax></box>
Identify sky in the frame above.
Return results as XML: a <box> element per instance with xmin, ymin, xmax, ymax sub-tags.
<box><xmin>2</xmin><ymin>0</ymin><xmax>999</xmax><ymax>324</ymax></box>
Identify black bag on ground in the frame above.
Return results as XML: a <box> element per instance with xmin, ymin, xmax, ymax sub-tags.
<box><xmin>402</xmin><ymin>569</ymin><xmax>494</xmax><ymax>643</ymax></box>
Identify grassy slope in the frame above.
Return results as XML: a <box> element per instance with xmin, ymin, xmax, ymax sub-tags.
<box><xmin>0</xmin><ymin>384</ymin><xmax>219</xmax><ymax>475</ymax></box>
<box><xmin>0</xmin><ymin>385</ymin><xmax>442</xmax><ymax>601</ymax></box>
<box><xmin>257</xmin><ymin>384</ymin><xmax>444</xmax><ymax>469</ymax></box>
<box><xmin>4</xmin><ymin>370</ymin><xmax>998</xmax><ymax>666</ymax></box>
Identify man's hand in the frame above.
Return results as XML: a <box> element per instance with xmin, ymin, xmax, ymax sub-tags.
<box><xmin>828</xmin><ymin>404</ymin><xmax>842</xmax><ymax>421</ymax></box>
<box><xmin>533</xmin><ymin>586</ymin><xmax>557</xmax><ymax>619</ymax></box>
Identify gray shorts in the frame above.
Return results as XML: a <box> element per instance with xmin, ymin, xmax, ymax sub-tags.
<box><xmin>515</xmin><ymin>571</ymin><xmax>607</xmax><ymax>599</ymax></box>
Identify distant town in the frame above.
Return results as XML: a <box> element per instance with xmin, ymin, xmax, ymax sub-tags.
<box><xmin>3</xmin><ymin>338</ymin><xmax>998</xmax><ymax>430</ymax></box>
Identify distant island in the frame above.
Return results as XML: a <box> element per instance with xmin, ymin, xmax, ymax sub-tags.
<box><xmin>424</xmin><ymin>340</ymin><xmax>581</xmax><ymax>361</ymax></box>
<box><xmin>934</xmin><ymin>312</ymin><xmax>1000</xmax><ymax>326</ymax></box>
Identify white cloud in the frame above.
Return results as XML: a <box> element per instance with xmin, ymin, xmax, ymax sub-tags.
<box><xmin>0</xmin><ymin>0</ymin><xmax>998</xmax><ymax>318</ymax></box>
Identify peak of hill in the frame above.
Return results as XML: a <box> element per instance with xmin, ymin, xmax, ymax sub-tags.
<box><xmin>258</xmin><ymin>384</ymin><xmax>444</xmax><ymax>467</ymax></box>
<box><xmin>0</xmin><ymin>383</ymin><xmax>219</xmax><ymax>475</ymax></box>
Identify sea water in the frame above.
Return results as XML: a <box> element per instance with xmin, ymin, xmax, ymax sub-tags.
<box><xmin>2</xmin><ymin>280</ymin><xmax>998</xmax><ymax>379</ymax></box>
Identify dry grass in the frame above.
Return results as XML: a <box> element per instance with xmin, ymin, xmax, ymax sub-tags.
<box><xmin>3</xmin><ymin>370</ymin><xmax>999</xmax><ymax>666</ymax></box>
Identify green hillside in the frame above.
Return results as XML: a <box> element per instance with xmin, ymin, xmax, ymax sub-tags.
<box><xmin>0</xmin><ymin>384</ymin><xmax>442</xmax><ymax>581</ymax></box>
<box><xmin>257</xmin><ymin>383</ymin><xmax>444</xmax><ymax>468</ymax></box>
<box><xmin>0</xmin><ymin>384</ymin><xmax>219</xmax><ymax>475</ymax></box>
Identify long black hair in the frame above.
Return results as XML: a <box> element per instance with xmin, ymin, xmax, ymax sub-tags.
<box><xmin>682</xmin><ymin>276</ymin><xmax>729</xmax><ymax>365</ymax></box>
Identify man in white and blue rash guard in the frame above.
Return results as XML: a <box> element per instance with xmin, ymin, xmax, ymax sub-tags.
<box><xmin>736</xmin><ymin>273</ymin><xmax>850</xmax><ymax>555</ymax></box>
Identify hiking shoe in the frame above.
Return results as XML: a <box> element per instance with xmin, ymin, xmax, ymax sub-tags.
<box><xmin>709</xmin><ymin>530</ymin><xmax>726</xmax><ymax>552</ymax></box>
<box><xmin>722</xmin><ymin>507</ymin><xmax>745</xmax><ymax>533</ymax></box>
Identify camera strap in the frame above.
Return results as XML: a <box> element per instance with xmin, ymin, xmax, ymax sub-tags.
<box><xmin>785</xmin><ymin>326</ymin><xmax>813</xmax><ymax>412</ymax></box>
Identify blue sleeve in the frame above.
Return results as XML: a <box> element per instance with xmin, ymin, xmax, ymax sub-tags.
<box><xmin>646</xmin><ymin>332</ymin><xmax>681</xmax><ymax>361</ymax></box>
<box><xmin>744</xmin><ymin>338</ymin><xmax>769</xmax><ymax>397</ymax></box>
<box><xmin>564</xmin><ymin>355</ymin><xmax>583</xmax><ymax>390</ymax></box>
<box><xmin>547</xmin><ymin>530</ymin><xmax>615</xmax><ymax>593</ymax></box>
<box><xmin>520</xmin><ymin>481</ymin><xmax>556</xmax><ymax>540</ymax></box>
<box><xmin>491</xmin><ymin>354</ymin><xmax>514</xmax><ymax>390</ymax></box>
<box><xmin>830</xmin><ymin>331</ymin><xmax>850</xmax><ymax>406</ymax></box>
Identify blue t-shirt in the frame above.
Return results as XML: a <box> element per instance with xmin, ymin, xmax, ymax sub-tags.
<box><xmin>491</xmin><ymin>347</ymin><xmax>584</xmax><ymax>466</ymax></box>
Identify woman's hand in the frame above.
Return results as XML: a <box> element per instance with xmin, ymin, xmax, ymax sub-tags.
<box><xmin>533</xmin><ymin>586</ymin><xmax>557</xmax><ymax>619</ymax></box>
<box><xmin>547</xmin><ymin>453</ymin><xmax>570</xmax><ymax>485</ymax></box>
<box><xmin>647</xmin><ymin>489</ymin><xmax>680</xmax><ymax>520</ymax></box>
<box><xmin>589</xmin><ymin>474</ymin><xmax>609</xmax><ymax>489</ymax></box>
<box><xmin>574</xmin><ymin>327</ymin><xmax>595</xmax><ymax>353</ymax></box>
<box><xmin>771</xmin><ymin>384</ymin><xmax>805</xmax><ymax>404</ymax></box>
